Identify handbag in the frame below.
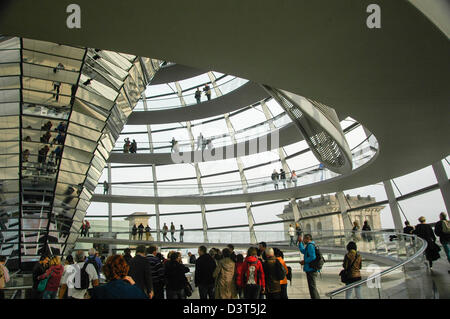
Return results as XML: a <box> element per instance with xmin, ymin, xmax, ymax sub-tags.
<box><xmin>339</xmin><ymin>254</ymin><xmax>358</xmax><ymax>284</ymax></box>
<box><xmin>37</xmin><ymin>270</ymin><xmax>53</xmax><ymax>292</ymax></box>
<box><xmin>184</xmin><ymin>278</ymin><xmax>193</xmax><ymax>297</ymax></box>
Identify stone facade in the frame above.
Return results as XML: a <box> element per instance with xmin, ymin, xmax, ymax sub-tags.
<box><xmin>278</xmin><ymin>194</ymin><xmax>384</xmax><ymax>237</ymax></box>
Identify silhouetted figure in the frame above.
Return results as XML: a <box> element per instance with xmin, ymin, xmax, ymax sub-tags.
<box><xmin>203</xmin><ymin>84</ymin><xmax>211</xmax><ymax>101</ymax></box>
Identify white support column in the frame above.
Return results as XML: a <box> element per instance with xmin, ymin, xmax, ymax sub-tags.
<box><xmin>290</xmin><ymin>199</ymin><xmax>301</xmax><ymax>223</ymax></box>
<box><xmin>142</xmin><ymin>93</ymin><xmax>160</xmax><ymax>241</ymax></box>
<box><xmin>176</xmin><ymin>82</ymin><xmax>209</xmax><ymax>243</ymax></box>
<box><xmin>432</xmin><ymin>160</ymin><xmax>450</xmax><ymax>213</ymax></box>
<box><xmin>210</xmin><ymin>72</ymin><xmax>258</xmax><ymax>243</ymax></box>
<box><xmin>383</xmin><ymin>180</ymin><xmax>404</xmax><ymax>231</ymax></box>
<box><xmin>336</xmin><ymin>191</ymin><xmax>353</xmax><ymax>230</ymax></box>
<box><xmin>107</xmin><ymin>163</ymin><xmax>113</xmax><ymax>256</ymax></box>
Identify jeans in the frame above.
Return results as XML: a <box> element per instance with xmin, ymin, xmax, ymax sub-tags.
<box><xmin>180</xmin><ymin>234</ymin><xmax>184</xmax><ymax>242</ymax></box>
<box><xmin>166</xmin><ymin>289</ymin><xmax>185</xmax><ymax>299</ymax></box>
<box><xmin>171</xmin><ymin>233</ymin><xmax>176</xmax><ymax>242</ymax></box>
<box><xmin>163</xmin><ymin>233</ymin><xmax>169</xmax><ymax>242</ymax></box>
<box><xmin>441</xmin><ymin>241</ymin><xmax>450</xmax><ymax>263</ymax></box>
<box><xmin>153</xmin><ymin>281</ymin><xmax>165</xmax><ymax>299</ymax></box>
<box><xmin>43</xmin><ymin>290</ymin><xmax>57</xmax><ymax>299</ymax></box>
<box><xmin>345</xmin><ymin>285</ymin><xmax>362</xmax><ymax>299</ymax></box>
<box><xmin>243</xmin><ymin>284</ymin><xmax>261</xmax><ymax>299</ymax></box>
<box><xmin>198</xmin><ymin>284</ymin><xmax>215</xmax><ymax>299</ymax></box>
<box><xmin>289</xmin><ymin>236</ymin><xmax>295</xmax><ymax>246</ymax></box>
<box><xmin>281</xmin><ymin>284</ymin><xmax>288</xmax><ymax>299</ymax></box>
<box><xmin>306</xmin><ymin>272</ymin><xmax>320</xmax><ymax>299</ymax></box>
<box><xmin>138</xmin><ymin>233</ymin><xmax>143</xmax><ymax>240</ymax></box>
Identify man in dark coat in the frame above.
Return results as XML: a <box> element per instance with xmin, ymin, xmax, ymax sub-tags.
<box><xmin>414</xmin><ymin>216</ymin><xmax>440</xmax><ymax>268</ymax></box>
<box><xmin>31</xmin><ymin>256</ymin><xmax>49</xmax><ymax>299</ymax></box>
<box><xmin>128</xmin><ymin>245</ymin><xmax>154</xmax><ymax>299</ymax></box>
<box><xmin>146</xmin><ymin>246</ymin><xmax>165</xmax><ymax>299</ymax></box>
<box><xmin>195</xmin><ymin>245</ymin><xmax>216</xmax><ymax>299</ymax></box>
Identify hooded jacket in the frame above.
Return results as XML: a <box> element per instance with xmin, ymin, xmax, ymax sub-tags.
<box><xmin>342</xmin><ymin>250</ymin><xmax>362</xmax><ymax>280</ymax></box>
<box><xmin>38</xmin><ymin>264</ymin><xmax>64</xmax><ymax>292</ymax></box>
<box><xmin>213</xmin><ymin>257</ymin><xmax>237</xmax><ymax>299</ymax></box>
<box><xmin>240</xmin><ymin>256</ymin><xmax>265</xmax><ymax>289</ymax></box>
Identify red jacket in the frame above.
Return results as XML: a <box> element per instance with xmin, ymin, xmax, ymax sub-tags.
<box><xmin>38</xmin><ymin>265</ymin><xmax>64</xmax><ymax>292</ymax></box>
<box><xmin>235</xmin><ymin>261</ymin><xmax>244</xmax><ymax>288</ymax></box>
<box><xmin>240</xmin><ymin>256</ymin><xmax>265</xmax><ymax>289</ymax></box>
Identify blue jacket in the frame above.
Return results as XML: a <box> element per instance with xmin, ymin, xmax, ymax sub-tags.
<box><xmin>299</xmin><ymin>241</ymin><xmax>318</xmax><ymax>273</ymax></box>
<box><xmin>91</xmin><ymin>279</ymin><xmax>148</xmax><ymax>299</ymax></box>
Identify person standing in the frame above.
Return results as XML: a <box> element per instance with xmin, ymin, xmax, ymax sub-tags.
<box><xmin>280</xmin><ymin>169</ymin><xmax>286</xmax><ymax>189</ymax></box>
<box><xmin>227</xmin><ymin>244</ymin><xmax>237</xmax><ymax>263</ymax></box>
<box><xmin>295</xmin><ymin>223</ymin><xmax>303</xmax><ymax>245</ymax></box>
<box><xmin>188</xmin><ymin>252</ymin><xmax>196</xmax><ymax>264</ymax></box>
<box><xmin>298</xmin><ymin>234</ymin><xmax>320</xmax><ymax>299</ymax></box>
<box><xmin>164</xmin><ymin>252</ymin><xmax>190</xmax><ymax>299</ymax></box>
<box><xmin>0</xmin><ymin>256</ymin><xmax>10</xmax><ymax>300</ymax></box>
<box><xmin>162</xmin><ymin>223</ymin><xmax>169</xmax><ymax>242</ymax></box>
<box><xmin>197</xmin><ymin>133</ymin><xmax>204</xmax><ymax>151</ymax></box>
<box><xmin>213</xmin><ymin>248</ymin><xmax>237</xmax><ymax>299</ymax></box>
<box><xmin>128</xmin><ymin>245</ymin><xmax>154</xmax><ymax>299</ymax></box>
<box><xmin>352</xmin><ymin>221</ymin><xmax>360</xmax><ymax>241</ymax></box>
<box><xmin>80</xmin><ymin>221</ymin><xmax>86</xmax><ymax>237</ymax></box>
<box><xmin>170</xmin><ymin>222</ymin><xmax>176</xmax><ymax>242</ymax></box>
<box><xmin>123</xmin><ymin>248</ymin><xmax>133</xmax><ymax>265</ymax></box>
<box><xmin>31</xmin><ymin>255</ymin><xmax>49</xmax><ymax>299</ymax></box>
<box><xmin>258</xmin><ymin>242</ymin><xmax>267</xmax><ymax>262</ymax></box>
<box><xmin>362</xmin><ymin>220</ymin><xmax>372</xmax><ymax>242</ymax></box>
<box><xmin>131</xmin><ymin>224</ymin><xmax>138</xmax><ymax>240</ymax></box>
<box><xmin>145</xmin><ymin>225</ymin><xmax>151</xmax><ymax>241</ymax></box>
<box><xmin>434</xmin><ymin>212</ymin><xmax>450</xmax><ymax>272</ymax></box>
<box><xmin>85</xmin><ymin>220</ymin><xmax>91</xmax><ymax>237</ymax></box>
<box><xmin>261</xmin><ymin>248</ymin><xmax>284</xmax><ymax>300</ymax></box>
<box><xmin>203</xmin><ymin>84</ymin><xmax>211</xmax><ymax>101</ymax></box>
<box><xmin>235</xmin><ymin>254</ymin><xmax>245</xmax><ymax>299</ymax></box>
<box><xmin>130</xmin><ymin>139</ymin><xmax>137</xmax><ymax>153</ymax></box>
<box><xmin>274</xmin><ymin>248</ymin><xmax>289</xmax><ymax>299</ymax></box>
<box><xmin>288</xmin><ymin>224</ymin><xmax>296</xmax><ymax>246</ymax></box>
<box><xmin>138</xmin><ymin>223</ymin><xmax>144</xmax><ymax>241</ymax></box>
<box><xmin>180</xmin><ymin>225</ymin><xmax>184</xmax><ymax>243</ymax></box>
<box><xmin>195</xmin><ymin>88</ymin><xmax>201</xmax><ymax>104</ymax></box>
<box><xmin>414</xmin><ymin>216</ymin><xmax>441</xmax><ymax>268</ymax></box>
<box><xmin>291</xmin><ymin>170</ymin><xmax>298</xmax><ymax>187</ymax></box>
<box><xmin>271</xmin><ymin>170</ymin><xmax>279</xmax><ymax>190</ymax></box>
<box><xmin>37</xmin><ymin>256</ymin><xmax>64</xmax><ymax>299</ymax></box>
<box><xmin>240</xmin><ymin>247</ymin><xmax>265</xmax><ymax>299</ymax></box>
<box><xmin>86</xmin><ymin>248</ymin><xmax>102</xmax><ymax>278</ymax></box>
<box><xmin>341</xmin><ymin>241</ymin><xmax>363</xmax><ymax>299</ymax></box>
<box><xmin>146</xmin><ymin>246</ymin><xmax>165</xmax><ymax>299</ymax></box>
<box><xmin>103</xmin><ymin>180</ymin><xmax>109</xmax><ymax>195</ymax></box>
<box><xmin>195</xmin><ymin>245</ymin><xmax>217</xmax><ymax>299</ymax></box>
<box><xmin>403</xmin><ymin>221</ymin><xmax>414</xmax><ymax>235</ymax></box>
<box><xmin>90</xmin><ymin>255</ymin><xmax>148</xmax><ymax>299</ymax></box>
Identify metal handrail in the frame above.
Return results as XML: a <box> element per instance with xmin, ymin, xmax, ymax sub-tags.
<box><xmin>325</xmin><ymin>232</ymin><xmax>428</xmax><ymax>298</ymax></box>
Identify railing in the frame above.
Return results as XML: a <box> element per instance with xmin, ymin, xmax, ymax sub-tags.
<box><xmin>96</xmin><ymin>134</ymin><xmax>378</xmax><ymax>197</ymax></box>
<box><xmin>325</xmin><ymin>231</ymin><xmax>432</xmax><ymax>299</ymax></box>
<box><xmin>133</xmin><ymin>76</ymin><xmax>249</xmax><ymax>111</ymax></box>
<box><xmin>113</xmin><ymin>112</ymin><xmax>291</xmax><ymax>153</ymax></box>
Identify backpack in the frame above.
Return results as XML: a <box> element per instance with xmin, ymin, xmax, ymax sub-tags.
<box><xmin>307</xmin><ymin>243</ymin><xmax>325</xmax><ymax>271</ymax></box>
<box><xmin>85</xmin><ymin>257</ymin><xmax>100</xmax><ymax>275</ymax></box>
<box><xmin>75</xmin><ymin>262</ymin><xmax>92</xmax><ymax>290</ymax></box>
<box><xmin>274</xmin><ymin>259</ymin><xmax>286</xmax><ymax>281</ymax></box>
<box><xmin>442</xmin><ymin>220</ymin><xmax>450</xmax><ymax>234</ymax></box>
<box><xmin>286</xmin><ymin>266</ymin><xmax>292</xmax><ymax>283</ymax></box>
<box><xmin>244</xmin><ymin>260</ymin><xmax>261</xmax><ymax>286</ymax></box>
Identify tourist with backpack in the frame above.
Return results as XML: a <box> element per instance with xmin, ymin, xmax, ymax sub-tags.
<box><xmin>240</xmin><ymin>247</ymin><xmax>265</xmax><ymax>299</ymax></box>
<box><xmin>339</xmin><ymin>241</ymin><xmax>362</xmax><ymax>299</ymax></box>
<box><xmin>274</xmin><ymin>248</ymin><xmax>289</xmax><ymax>299</ymax></box>
<box><xmin>65</xmin><ymin>250</ymin><xmax>99</xmax><ymax>299</ymax></box>
<box><xmin>37</xmin><ymin>256</ymin><xmax>64</xmax><ymax>299</ymax></box>
<box><xmin>261</xmin><ymin>248</ymin><xmax>285</xmax><ymax>299</ymax></box>
<box><xmin>86</xmin><ymin>248</ymin><xmax>102</xmax><ymax>277</ymax></box>
<box><xmin>298</xmin><ymin>234</ymin><xmax>322</xmax><ymax>299</ymax></box>
<box><xmin>434</xmin><ymin>212</ymin><xmax>450</xmax><ymax>273</ymax></box>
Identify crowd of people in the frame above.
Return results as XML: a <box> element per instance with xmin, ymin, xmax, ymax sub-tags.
<box><xmin>0</xmin><ymin>212</ymin><xmax>448</xmax><ymax>300</ymax></box>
